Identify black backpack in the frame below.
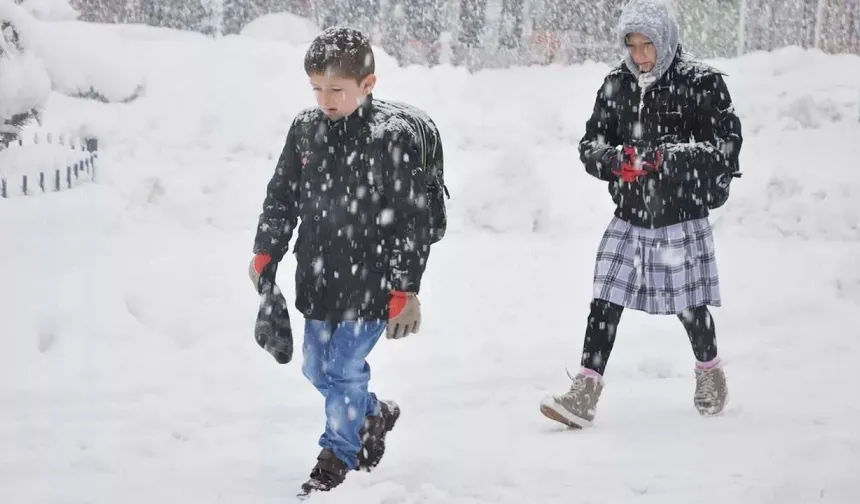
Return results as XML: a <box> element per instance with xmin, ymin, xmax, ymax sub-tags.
<box><xmin>374</xmin><ymin>101</ymin><xmax>449</xmax><ymax>244</ymax></box>
<box><xmin>408</xmin><ymin>111</ymin><xmax>448</xmax><ymax>244</ymax></box>
<box><xmin>706</xmin><ymin>169</ymin><xmax>742</xmax><ymax>210</ymax></box>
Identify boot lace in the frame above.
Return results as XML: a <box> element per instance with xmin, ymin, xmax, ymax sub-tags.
<box><xmin>565</xmin><ymin>368</ymin><xmax>588</xmax><ymax>395</ymax></box>
<box><xmin>695</xmin><ymin>369</ymin><xmax>719</xmax><ymax>402</ymax></box>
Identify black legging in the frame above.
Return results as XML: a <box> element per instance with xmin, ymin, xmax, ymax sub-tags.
<box><xmin>580</xmin><ymin>299</ymin><xmax>718</xmax><ymax>376</ymax></box>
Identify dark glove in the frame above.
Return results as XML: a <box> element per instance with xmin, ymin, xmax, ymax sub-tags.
<box><xmin>254</xmin><ymin>260</ymin><xmax>293</xmax><ymax>364</ymax></box>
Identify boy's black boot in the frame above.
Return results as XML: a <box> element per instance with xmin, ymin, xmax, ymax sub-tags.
<box><xmin>356</xmin><ymin>400</ymin><xmax>401</xmax><ymax>471</ymax></box>
<box><xmin>299</xmin><ymin>449</ymin><xmax>349</xmax><ymax>497</ymax></box>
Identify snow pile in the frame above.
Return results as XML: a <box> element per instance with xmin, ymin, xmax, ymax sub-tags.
<box><xmin>1</xmin><ymin>2</ymin><xmax>144</xmax><ymax>104</ymax></box>
<box><xmin>1</xmin><ymin>17</ymin><xmax>860</xmax><ymax>504</ymax></box>
<box><xmin>239</xmin><ymin>12</ymin><xmax>321</xmax><ymax>44</ymax></box>
<box><xmin>711</xmin><ymin>47</ymin><xmax>860</xmax><ymax>133</ymax></box>
<box><xmin>26</xmin><ymin>21</ymin><xmax>146</xmax><ymax>102</ymax></box>
<box><xmin>0</xmin><ymin>0</ymin><xmax>51</xmax><ymax>118</ymax></box>
<box><xmin>0</xmin><ymin>48</ymin><xmax>50</xmax><ymax>117</ymax></box>
<box><xmin>0</xmin><ymin>0</ymin><xmax>39</xmax><ymax>40</ymax></box>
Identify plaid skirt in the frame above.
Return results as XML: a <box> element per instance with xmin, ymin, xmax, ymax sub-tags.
<box><xmin>592</xmin><ymin>217</ymin><xmax>721</xmax><ymax>315</ymax></box>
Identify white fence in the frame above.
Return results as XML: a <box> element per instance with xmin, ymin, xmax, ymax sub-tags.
<box><xmin>0</xmin><ymin>133</ymin><xmax>99</xmax><ymax>199</ymax></box>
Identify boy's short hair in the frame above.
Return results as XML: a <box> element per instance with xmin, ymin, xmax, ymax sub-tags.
<box><xmin>304</xmin><ymin>27</ymin><xmax>375</xmax><ymax>81</ymax></box>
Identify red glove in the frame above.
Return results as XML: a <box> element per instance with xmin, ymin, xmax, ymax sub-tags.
<box><xmin>249</xmin><ymin>253</ymin><xmax>272</xmax><ymax>291</ymax></box>
<box><xmin>389</xmin><ymin>290</ymin><xmax>409</xmax><ymax>319</ymax></box>
<box><xmin>388</xmin><ymin>290</ymin><xmax>421</xmax><ymax>339</ymax></box>
<box><xmin>253</xmin><ymin>253</ymin><xmax>272</xmax><ymax>274</ymax></box>
<box><xmin>612</xmin><ymin>146</ymin><xmax>647</xmax><ymax>183</ymax></box>
<box><xmin>612</xmin><ymin>146</ymin><xmax>663</xmax><ymax>183</ymax></box>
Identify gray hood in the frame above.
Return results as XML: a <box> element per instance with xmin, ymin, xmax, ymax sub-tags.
<box><xmin>617</xmin><ymin>0</ymin><xmax>680</xmax><ymax>86</ymax></box>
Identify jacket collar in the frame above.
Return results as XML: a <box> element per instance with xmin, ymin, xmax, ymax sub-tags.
<box><xmin>325</xmin><ymin>94</ymin><xmax>373</xmax><ymax>133</ymax></box>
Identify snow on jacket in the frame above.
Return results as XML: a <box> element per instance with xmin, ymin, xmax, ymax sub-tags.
<box><xmin>253</xmin><ymin>95</ymin><xmax>438</xmax><ymax>322</ymax></box>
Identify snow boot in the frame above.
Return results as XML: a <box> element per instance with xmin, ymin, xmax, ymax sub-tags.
<box><xmin>298</xmin><ymin>449</ymin><xmax>349</xmax><ymax>497</ymax></box>
<box><xmin>694</xmin><ymin>363</ymin><xmax>728</xmax><ymax>416</ymax></box>
<box><xmin>356</xmin><ymin>399</ymin><xmax>400</xmax><ymax>471</ymax></box>
<box><xmin>539</xmin><ymin>370</ymin><xmax>604</xmax><ymax>428</ymax></box>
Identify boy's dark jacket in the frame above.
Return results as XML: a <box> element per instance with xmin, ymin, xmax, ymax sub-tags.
<box><xmin>580</xmin><ymin>46</ymin><xmax>743</xmax><ymax>228</ymax></box>
<box><xmin>254</xmin><ymin>95</ymin><xmax>441</xmax><ymax>322</ymax></box>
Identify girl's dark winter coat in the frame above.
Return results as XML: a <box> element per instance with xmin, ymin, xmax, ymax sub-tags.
<box><xmin>253</xmin><ymin>97</ymin><xmax>436</xmax><ymax>322</ymax></box>
<box><xmin>579</xmin><ymin>46</ymin><xmax>743</xmax><ymax>229</ymax></box>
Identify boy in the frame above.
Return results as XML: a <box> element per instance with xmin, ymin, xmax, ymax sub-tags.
<box><xmin>539</xmin><ymin>0</ymin><xmax>743</xmax><ymax>428</ymax></box>
<box><xmin>249</xmin><ymin>27</ymin><xmax>446</xmax><ymax>496</ymax></box>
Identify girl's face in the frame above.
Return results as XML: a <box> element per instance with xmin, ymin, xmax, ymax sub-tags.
<box><xmin>626</xmin><ymin>32</ymin><xmax>657</xmax><ymax>73</ymax></box>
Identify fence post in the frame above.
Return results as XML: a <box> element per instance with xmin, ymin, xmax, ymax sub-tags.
<box><xmin>1</xmin><ymin>178</ymin><xmax>5</xmax><ymax>198</ymax></box>
<box><xmin>86</xmin><ymin>137</ymin><xmax>98</xmax><ymax>182</ymax></box>
<box><xmin>39</xmin><ymin>172</ymin><xmax>45</xmax><ymax>192</ymax></box>
<box><xmin>55</xmin><ymin>169</ymin><xmax>60</xmax><ymax>192</ymax></box>
<box><xmin>22</xmin><ymin>175</ymin><xmax>28</xmax><ymax>195</ymax></box>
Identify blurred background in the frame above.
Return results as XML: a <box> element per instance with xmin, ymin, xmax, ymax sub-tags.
<box><xmin>61</xmin><ymin>0</ymin><xmax>860</xmax><ymax>69</ymax></box>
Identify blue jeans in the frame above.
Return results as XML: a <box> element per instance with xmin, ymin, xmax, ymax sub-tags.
<box><xmin>301</xmin><ymin>319</ymin><xmax>385</xmax><ymax>469</ymax></box>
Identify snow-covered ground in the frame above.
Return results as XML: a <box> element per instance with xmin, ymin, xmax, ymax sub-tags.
<box><xmin>2</xmin><ymin>14</ymin><xmax>860</xmax><ymax>504</ymax></box>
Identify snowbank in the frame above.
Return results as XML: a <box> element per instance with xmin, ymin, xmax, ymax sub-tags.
<box><xmin>0</xmin><ymin>0</ymin><xmax>40</xmax><ymax>42</ymax></box>
<box><xmin>710</xmin><ymin>47</ymin><xmax>860</xmax><ymax>133</ymax></box>
<box><xmin>239</xmin><ymin>11</ymin><xmax>321</xmax><ymax>44</ymax></box>
<box><xmin>1</xmin><ymin>3</ymin><xmax>145</xmax><ymax>104</ymax></box>
<box><xmin>0</xmin><ymin>48</ymin><xmax>50</xmax><ymax>118</ymax></box>
<box><xmin>27</xmin><ymin>20</ymin><xmax>146</xmax><ymax>102</ymax></box>
<box><xmin>0</xmin><ymin>1</ymin><xmax>50</xmax><ymax>146</ymax></box>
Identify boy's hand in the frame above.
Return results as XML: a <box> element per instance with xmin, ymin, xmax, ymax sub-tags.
<box><xmin>249</xmin><ymin>253</ymin><xmax>272</xmax><ymax>292</ymax></box>
<box><xmin>387</xmin><ymin>291</ymin><xmax>421</xmax><ymax>339</ymax></box>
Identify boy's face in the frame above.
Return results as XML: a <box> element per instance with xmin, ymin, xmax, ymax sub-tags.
<box><xmin>625</xmin><ymin>32</ymin><xmax>657</xmax><ymax>73</ymax></box>
<box><xmin>310</xmin><ymin>73</ymin><xmax>377</xmax><ymax>120</ymax></box>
